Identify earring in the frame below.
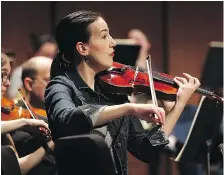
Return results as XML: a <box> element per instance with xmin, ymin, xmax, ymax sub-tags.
<box><xmin>84</xmin><ymin>55</ymin><xmax>89</xmax><ymax>62</ymax></box>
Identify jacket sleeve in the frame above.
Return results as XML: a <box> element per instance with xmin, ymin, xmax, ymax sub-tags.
<box><xmin>127</xmin><ymin>116</ymin><xmax>169</xmax><ymax>163</ymax></box>
<box><xmin>44</xmin><ymin>77</ymin><xmax>106</xmax><ymax>139</ymax></box>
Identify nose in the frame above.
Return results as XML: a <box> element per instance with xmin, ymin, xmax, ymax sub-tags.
<box><xmin>4</xmin><ymin>79</ymin><xmax>11</xmax><ymax>87</ymax></box>
<box><xmin>110</xmin><ymin>36</ymin><xmax>116</xmax><ymax>48</ymax></box>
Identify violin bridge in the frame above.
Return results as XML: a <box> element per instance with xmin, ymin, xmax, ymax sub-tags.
<box><xmin>133</xmin><ymin>66</ymin><xmax>139</xmax><ymax>87</ymax></box>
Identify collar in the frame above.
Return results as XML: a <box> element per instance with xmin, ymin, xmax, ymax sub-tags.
<box><xmin>65</xmin><ymin>65</ymin><xmax>110</xmax><ymax>101</ymax></box>
<box><xmin>65</xmin><ymin>66</ymin><xmax>90</xmax><ymax>90</ymax></box>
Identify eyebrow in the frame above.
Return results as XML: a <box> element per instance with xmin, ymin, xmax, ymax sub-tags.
<box><xmin>99</xmin><ymin>28</ymin><xmax>109</xmax><ymax>35</ymax></box>
<box><xmin>1</xmin><ymin>69</ymin><xmax>8</xmax><ymax>72</ymax></box>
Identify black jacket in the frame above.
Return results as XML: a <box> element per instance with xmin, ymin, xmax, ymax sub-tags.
<box><xmin>45</xmin><ymin>67</ymin><xmax>169</xmax><ymax>175</ymax></box>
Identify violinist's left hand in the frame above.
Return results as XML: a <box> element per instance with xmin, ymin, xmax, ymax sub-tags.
<box><xmin>174</xmin><ymin>73</ymin><xmax>201</xmax><ymax>104</ymax></box>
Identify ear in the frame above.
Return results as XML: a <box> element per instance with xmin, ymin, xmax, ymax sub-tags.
<box><xmin>76</xmin><ymin>42</ymin><xmax>89</xmax><ymax>56</ymax></box>
<box><xmin>23</xmin><ymin>77</ymin><xmax>33</xmax><ymax>92</ymax></box>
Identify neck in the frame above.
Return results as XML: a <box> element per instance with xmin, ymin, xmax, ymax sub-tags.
<box><xmin>26</xmin><ymin>93</ymin><xmax>45</xmax><ymax>109</ymax></box>
<box><xmin>76</xmin><ymin>61</ymin><xmax>96</xmax><ymax>90</ymax></box>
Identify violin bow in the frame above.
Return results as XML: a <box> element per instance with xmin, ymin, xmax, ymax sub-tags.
<box><xmin>17</xmin><ymin>89</ymin><xmax>36</xmax><ymax>119</ymax></box>
<box><xmin>146</xmin><ymin>55</ymin><xmax>158</xmax><ymax>106</ymax></box>
<box><xmin>17</xmin><ymin>89</ymin><xmax>51</xmax><ymax>136</ymax></box>
<box><xmin>146</xmin><ymin>55</ymin><xmax>161</xmax><ymax>126</ymax></box>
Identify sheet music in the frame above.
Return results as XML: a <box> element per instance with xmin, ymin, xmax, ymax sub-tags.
<box><xmin>175</xmin><ymin>96</ymin><xmax>206</xmax><ymax>162</ymax></box>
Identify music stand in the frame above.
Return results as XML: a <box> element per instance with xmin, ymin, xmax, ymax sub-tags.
<box><xmin>175</xmin><ymin>96</ymin><xmax>223</xmax><ymax>175</ymax></box>
<box><xmin>201</xmin><ymin>41</ymin><xmax>223</xmax><ymax>90</ymax></box>
<box><xmin>113</xmin><ymin>39</ymin><xmax>141</xmax><ymax>66</ymax></box>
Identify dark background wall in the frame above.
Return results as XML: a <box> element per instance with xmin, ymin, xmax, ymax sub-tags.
<box><xmin>2</xmin><ymin>2</ymin><xmax>223</xmax><ymax>174</ymax></box>
<box><xmin>2</xmin><ymin>2</ymin><xmax>52</xmax><ymax>65</ymax></box>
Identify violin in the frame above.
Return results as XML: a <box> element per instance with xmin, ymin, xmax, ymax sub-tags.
<box><xmin>1</xmin><ymin>98</ymin><xmax>31</xmax><ymax>121</ymax></box>
<box><xmin>1</xmin><ymin>97</ymin><xmax>31</xmax><ymax>121</ymax></box>
<box><xmin>31</xmin><ymin>107</ymin><xmax>47</xmax><ymax>121</ymax></box>
<box><xmin>97</xmin><ymin>61</ymin><xmax>223</xmax><ymax>102</ymax></box>
<box><xmin>1</xmin><ymin>97</ymin><xmax>48</xmax><ymax>123</ymax></box>
<box><xmin>1</xmin><ymin>96</ymin><xmax>50</xmax><ymax>138</ymax></box>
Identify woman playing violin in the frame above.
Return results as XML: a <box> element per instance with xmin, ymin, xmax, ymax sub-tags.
<box><xmin>1</xmin><ymin>52</ymin><xmax>55</xmax><ymax>175</ymax></box>
<box><xmin>45</xmin><ymin>10</ymin><xmax>200</xmax><ymax>175</ymax></box>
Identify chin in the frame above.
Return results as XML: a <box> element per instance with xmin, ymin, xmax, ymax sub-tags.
<box><xmin>97</xmin><ymin>57</ymin><xmax>113</xmax><ymax>72</ymax></box>
<box><xmin>107</xmin><ymin>58</ymin><xmax>113</xmax><ymax>67</ymax></box>
<box><xmin>104</xmin><ymin>62</ymin><xmax>113</xmax><ymax>70</ymax></box>
<box><xmin>1</xmin><ymin>91</ymin><xmax>5</xmax><ymax>97</ymax></box>
<box><xmin>107</xmin><ymin>62</ymin><xmax>113</xmax><ymax>68</ymax></box>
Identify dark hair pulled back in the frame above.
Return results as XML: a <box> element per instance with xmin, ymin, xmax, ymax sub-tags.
<box><xmin>50</xmin><ymin>10</ymin><xmax>103</xmax><ymax>79</ymax></box>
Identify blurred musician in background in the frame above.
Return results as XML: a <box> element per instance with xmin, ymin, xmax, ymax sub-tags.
<box><xmin>15</xmin><ymin>56</ymin><xmax>52</xmax><ymax>112</ymax></box>
<box><xmin>127</xmin><ymin>29</ymin><xmax>151</xmax><ymax>70</ymax></box>
<box><xmin>6</xmin><ymin>33</ymin><xmax>57</xmax><ymax>100</ymax></box>
<box><xmin>10</xmin><ymin>56</ymin><xmax>57</xmax><ymax>175</ymax></box>
<box><xmin>1</xmin><ymin>52</ymin><xmax>55</xmax><ymax>175</ymax></box>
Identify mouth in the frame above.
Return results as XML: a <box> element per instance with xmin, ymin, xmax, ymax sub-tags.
<box><xmin>110</xmin><ymin>51</ymin><xmax>115</xmax><ymax>57</ymax></box>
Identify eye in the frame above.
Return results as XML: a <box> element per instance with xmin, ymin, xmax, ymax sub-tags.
<box><xmin>1</xmin><ymin>72</ymin><xmax>7</xmax><ymax>77</ymax></box>
<box><xmin>102</xmin><ymin>34</ymin><xmax>107</xmax><ymax>39</ymax></box>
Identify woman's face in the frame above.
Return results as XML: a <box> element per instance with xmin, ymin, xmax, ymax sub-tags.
<box><xmin>1</xmin><ymin>60</ymin><xmax>11</xmax><ymax>97</ymax></box>
<box><xmin>87</xmin><ymin>17</ymin><xmax>116</xmax><ymax>72</ymax></box>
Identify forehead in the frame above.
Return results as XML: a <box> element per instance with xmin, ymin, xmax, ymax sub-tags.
<box><xmin>35</xmin><ymin>61</ymin><xmax>52</xmax><ymax>77</ymax></box>
<box><xmin>41</xmin><ymin>42</ymin><xmax>56</xmax><ymax>50</ymax></box>
<box><xmin>89</xmin><ymin>17</ymin><xmax>108</xmax><ymax>35</ymax></box>
<box><xmin>40</xmin><ymin>43</ymin><xmax>57</xmax><ymax>55</ymax></box>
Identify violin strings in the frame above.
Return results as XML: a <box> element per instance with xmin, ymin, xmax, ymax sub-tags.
<box><xmin>131</xmin><ymin>63</ymin><xmax>215</xmax><ymax>98</ymax></box>
<box><xmin>134</xmin><ymin>65</ymin><xmax>175</xmax><ymax>84</ymax></box>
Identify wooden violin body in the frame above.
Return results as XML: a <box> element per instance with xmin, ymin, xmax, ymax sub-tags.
<box><xmin>97</xmin><ymin>62</ymin><xmax>223</xmax><ymax>102</ymax></box>
<box><xmin>1</xmin><ymin>97</ymin><xmax>48</xmax><ymax>123</ymax></box>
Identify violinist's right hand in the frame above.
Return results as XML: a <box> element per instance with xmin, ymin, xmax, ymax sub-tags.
<box><xmin>25</xmin><ymin>119</ymin><xmax>49</xmax><ymax>130</ymax></box>
<box><xmin>127</xmin><ymin>103</ymin><xmax>165</xmax><ymax>125</ymax></box>
<box><xmin>26</xmin><ymin>119</ymin><xmax>51</xmax><ymax>137</ymax></box>
<box><xmin>95</xmin><ymin>103</ymin><xmax>165</xmax><ymax>127</ymax></box>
